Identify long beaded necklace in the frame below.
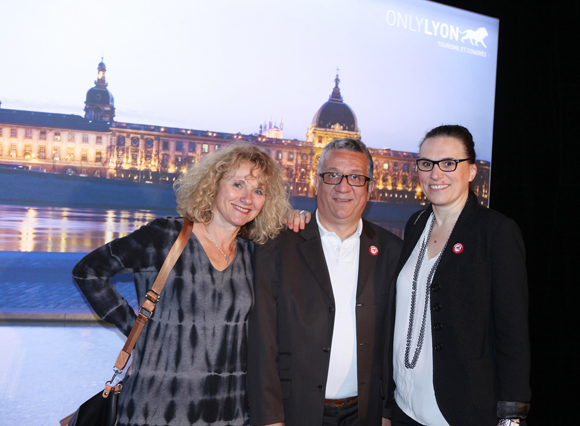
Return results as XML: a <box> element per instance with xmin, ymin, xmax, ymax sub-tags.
<box><xmin>204</xmin><ymin>224</ymin><xmax>235</xmax><ymax>263</ymax></box>
<box><xmin>404</xmin><ymin>213</ymin><xmax>451</xmax><ymax>369</ymax></box>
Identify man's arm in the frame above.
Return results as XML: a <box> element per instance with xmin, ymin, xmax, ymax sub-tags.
<box><xmin>247</xmin><ymin>242</ymin><xmax>286</xmax><ymax>425</ymax></box>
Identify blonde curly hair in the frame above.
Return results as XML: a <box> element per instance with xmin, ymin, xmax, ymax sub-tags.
<box><xmin>174</xmin><ymin>143</ymin><xmax>291</xmax><ymax>244</ymax></box>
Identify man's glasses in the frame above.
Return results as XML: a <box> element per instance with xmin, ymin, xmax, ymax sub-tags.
<box><xmin>416</xmin><ymin>158</ymin><xmax>470</xmax><ymax>172</ymax></box>
<box><xmin>319</xmin><ymin>172</ymin><xmax>371</xmax><ymax>187</ymax></box>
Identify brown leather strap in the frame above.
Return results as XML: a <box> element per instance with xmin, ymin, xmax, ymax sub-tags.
<box><xmin>324</xmin><ymin>396</ymin><xmax>358</xmax><ymax>407</ymax></box>
<box><xmin>113</xmin><ymin>218</ymin><xmax>193</xmax><ymax>372</ymax></box>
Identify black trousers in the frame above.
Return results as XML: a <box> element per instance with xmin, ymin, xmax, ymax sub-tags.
<box><xmin>322</xmin><ymin>399</ymin><xmax>359</xmax><ymax>426</ymax></box>
<box><xmin>391</xmin><ymin>401</ymin><xmax>424</xmax><ymax>426</ymax></box>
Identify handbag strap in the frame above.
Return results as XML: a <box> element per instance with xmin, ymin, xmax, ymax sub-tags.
<box><xmin>111</xmin><ymin>218</ymin><xmax>193</xmax><ymax>373</ymax></box>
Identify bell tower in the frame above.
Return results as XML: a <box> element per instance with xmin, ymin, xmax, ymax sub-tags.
<box><xmin>84</xmin><ymin>60</ymin><xmax>115</xmax><ymax>121</ymax></box>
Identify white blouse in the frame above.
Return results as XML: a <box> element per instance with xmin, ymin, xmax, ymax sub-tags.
<box><xmin>393</xmin><ymin>214</ymin><xmax>450</xmax><ymax>426</ymax></box>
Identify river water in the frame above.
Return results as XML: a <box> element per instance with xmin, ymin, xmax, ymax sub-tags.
<box><xmin>0</xmin><ymin>204</ymin><xmax>162</xmax><ymax>252</ymax></box>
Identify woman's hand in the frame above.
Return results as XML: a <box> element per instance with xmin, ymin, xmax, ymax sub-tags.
<box><xmin>286</xmin><ymin>209</ymin><xmax>311</xmax><ymax>232</ymax></box>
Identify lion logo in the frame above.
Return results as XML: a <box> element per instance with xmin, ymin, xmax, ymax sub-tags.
<box><xmin>460</xmin><ymin>27</ymin><xmax>489</xmax><ymax>48</ymax></box>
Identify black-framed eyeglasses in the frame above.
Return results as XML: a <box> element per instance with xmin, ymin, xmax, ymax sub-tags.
<box><xmin>416</xmin><ymin>158</ymin><xmax>470</xmax><ymax>172</ymax></box>
<box><xmin>319</xmin><ymin>172</ymin><xmax>371</xmax><ymax>187</ymax></box>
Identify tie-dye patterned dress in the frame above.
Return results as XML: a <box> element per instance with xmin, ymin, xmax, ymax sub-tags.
<box><xmin>73</xmin><ymin>217</ymin><xmax>253</xmax><ymax>426</ymax></box>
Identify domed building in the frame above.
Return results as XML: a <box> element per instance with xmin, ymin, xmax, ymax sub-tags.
<box><xmin>306</xmin><ymin>74</ymin><xmax>360</xmax><ymax>146</ymax></box>
<box><xmin>84</xmin><ymin>60</ymin><xmax>115</xmax><ymax>121</ymax></box>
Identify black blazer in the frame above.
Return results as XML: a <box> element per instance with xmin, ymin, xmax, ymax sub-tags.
<box><xmin>248</xmin><ymin>216</ymin><xmax>402</xmax><ymax>426</ymax></box>
<box><xmin>388</xmin><ymin>193</ymin><xmax>531</xmax><ymax>425</ymax></box>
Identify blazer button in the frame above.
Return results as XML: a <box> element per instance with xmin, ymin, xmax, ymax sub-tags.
<box><xmin>431</xmin><ymin>284</ymin><xmax>441</xmax><ymax>292</ymax></box>
<box><xmin>329</xmin><ymin>307</ymin><xmax>335</xmax><ymax>313</ymax></box>
<box><xmin>434</xmin><ymin>343</ymin><xmax>443</xmax><ymax>351</ymax></box>
<box><xmin>317</xmin><ymin>385</ymin><xmax>324</xmax><ymax>391</ymax></box>
<box><xmin>433</xmin><ymin>303</ymin><xmax>442</xmax><ymax>312</ymax></box>
<box><xmin>433</xmin><ymin>323</ymin><xmax>443</xmax><ymax>331</ymax></box>
<box><xmin>323</xmin><ymin>347</ymin><xmax>331</xmax><ymax>352</ymax></box>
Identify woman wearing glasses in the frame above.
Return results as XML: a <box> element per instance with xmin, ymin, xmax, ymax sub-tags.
<box><xmin>386</xmin><ymin>125</ymin><xmax>531</xmax><ymax>426</ymax></box>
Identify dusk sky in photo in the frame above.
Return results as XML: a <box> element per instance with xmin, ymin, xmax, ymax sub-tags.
<box><xmin>1</xmin><ymin>0</ymin><xmax>498</xmax><ymax>160</ymax></box>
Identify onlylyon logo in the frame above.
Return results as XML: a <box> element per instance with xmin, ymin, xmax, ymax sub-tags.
<box><xmin>386</xmin><ymin>10</ymin><xmax>489</xmax><ymax>49</ymax></box>
<box><xmin>460</xmin><ymin>27</ymin><xmax>488</xmax><ymax>48</ymax></box>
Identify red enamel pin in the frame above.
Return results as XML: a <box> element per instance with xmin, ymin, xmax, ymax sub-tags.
<box><xmin>369</xmin><ymin>245</ymin><xmax>379</xmax><ymax>256</ymax></box>
<box><xmin>453</xmin><ymin>243</ymin><xmax>464</xmax><ymax>254</ymax></box>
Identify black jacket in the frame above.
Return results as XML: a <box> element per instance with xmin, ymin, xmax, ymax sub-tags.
<box><xmin>248</xmin><ymin>216</ymin><xmax>402</xmax><ymax>426</ymax></box>
<box><xmin>387</xmin><ymin>193</ymin><xmax>531</xmax><ymax>425</ymax></box>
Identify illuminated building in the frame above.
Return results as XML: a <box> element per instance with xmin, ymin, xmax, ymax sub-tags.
<box><xmin>0</xmin><ymin>61</ymin><xmax>490</xmax><ymax>204</ymax></box>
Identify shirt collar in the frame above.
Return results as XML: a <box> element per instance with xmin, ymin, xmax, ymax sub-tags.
<box><xmin>316</xmin><ymin>210</ymin><xmax>363</xmax><ymax>241</ymax></box>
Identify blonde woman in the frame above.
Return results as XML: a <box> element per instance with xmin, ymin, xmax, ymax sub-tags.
<box><xmin>73</xmin><ymin>143</ymin><xmax>293</xmax><ymax>426</ymax></box>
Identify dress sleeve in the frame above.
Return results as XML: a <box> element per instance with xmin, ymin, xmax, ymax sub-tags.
<box><xmin>247</xmin><ymin>240</ymin><xmax>286</xmax><ymax>424</ymax></box>
<box><xmin>491</xmin><ymin>216</ymin><xmax>531</xmax><ymax>419</ymax></box>
<box><xmin>72</xmin><ymin>219</ymin><xmax>169</xmax><ymax>336</ymax></box>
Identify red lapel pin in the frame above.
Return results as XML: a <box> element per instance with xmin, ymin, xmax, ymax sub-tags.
<box><xmin>452</xmin><ymin>243</ymin><xmax>464</xmax><ymax>254</ymax></box>
<box><xmin>369</xmin><ymin>245</ymin><xmax>379</xmax><ymax>256</ymax></box>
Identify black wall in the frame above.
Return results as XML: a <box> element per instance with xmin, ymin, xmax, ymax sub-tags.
<box><xmin>437</xmin><ymin>0</ymin><xmax>579</xmax><ymax>423</ymax></box>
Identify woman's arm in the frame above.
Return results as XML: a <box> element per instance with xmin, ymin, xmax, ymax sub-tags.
<box><xmin>490</xmin><ymin>217</ymin><xmax>531</xmax><ymax>420</ymax></box>
<box><xmin>72</xmin><ymin>218</ymin><xmax>171</xmax><ymax>336</ymax></box>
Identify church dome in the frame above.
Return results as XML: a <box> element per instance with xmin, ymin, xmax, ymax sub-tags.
<box><xmin>85</xmin><ymin>60</ymin><xmax>114</xmax><ymax>106</ymax></box>
<box><xmin>86</xmin><ymin>86</ymin><xmax>114</xmax><ymax>106</ymax></box>
<box><xmin>84</xmin><ymin>60</ymin><xmax>115</xmax><ymax>121</ymax></box>
<box><xmin>311</xmin><ymin>75</ymin><xmax>358</xmax><ymax>132</ymax></box>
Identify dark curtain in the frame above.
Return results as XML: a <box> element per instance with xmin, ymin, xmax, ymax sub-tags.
<box><xmin>436</xmin><ymin>0</ymin><xmax>579</xmax><ymax>423</ymax></box>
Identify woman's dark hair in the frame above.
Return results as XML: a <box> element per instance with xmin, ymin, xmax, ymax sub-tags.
<box><xmin>420</xmin><ymin>125</ymin><xmax>477</xmax><ymax>163</ymax></box>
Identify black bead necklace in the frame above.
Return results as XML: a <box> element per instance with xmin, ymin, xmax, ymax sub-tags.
<box><xmin>404</xmin><ymin>213</ymin><xmax>449</xmax><ymax>369</ymax></box>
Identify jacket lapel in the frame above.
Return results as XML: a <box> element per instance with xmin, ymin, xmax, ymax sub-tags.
<box><xmin>435</xmin><ymin>191</ymin><xmax>480</xmax><ymax>272</ymax></box>
<box><xmin>297</xmin><ymin>216</ymin><xmax>335</xmax><ymax>303</ymax></box>
<box><xmin>356</xmin><ymin>220</ymin><xmax>377</xmax><ymax>299</ymax></box>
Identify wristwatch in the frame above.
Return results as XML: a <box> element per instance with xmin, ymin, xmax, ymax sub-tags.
<box><xmin>498</xmin><ymin>419</ymin><xmax>520</xmax><ymax>426</ymax></box>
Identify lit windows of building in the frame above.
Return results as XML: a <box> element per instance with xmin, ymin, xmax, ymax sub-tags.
<box><xmin>288</xmin><ymin>152</ymin><xmax>294</xmax><ymax>161</ymax></box>
<box><xmin>54</xmin><ymin>132</ymin><xmax>61</xmax><ymax>141</ymax></box>
<box><xmin>68</xmin><ymin>132</ymin><xmax>75</xmax><ymax>142</ymax></box>
<box><xmin>145</xmin><ymin>152</ymin><xmax>152</xmax><ymax>162</ymax></box>
<box><xmin>53</xmin><ymin>147</ymin><xmax>60</xmax><ymax>160</ymax></box>
<box><xmin>161</xmin><ymin>154</ymin><xmax>169</xmax><ymax>168</ymax></box>
<box><xmin>10</xmin><ymin>143</ymin><xmax>17</xmax><ymax>157</ymax></box>
<box><xmin>383</xmin><ymin>163</ymin><xmax>389</xmax><ymax>170</ymax></box>
<box><xmin>95</xmin><ymin>150</ymin><xmax>102</xmax><ymax>163</ymax></box>
<box><xmin>39</xmin><ymin>146</ymin><xmax>46</xmax><ymax>159</ymax></box>
<box><xmin>175</xmin><ymin>156</ymin><xmax>182</xmax><ymax>167</ymax></box>
<box><xmin>25</xmin><ymin>128</ymin><xmax>32</xmax><ymax>139</ymax></box>
<box><xmin>24</xmin><ymin>145</ymin><xmax>32</xmax><ymax>159</ymax></box>
<box><xmin>131</xmin><ymin>152</ymin><xmax>138</xmax><ymax>166</ymax></box>
<box><xmin>67</xmin><ymin>148</ymin><xmax>75</xmax><ymax>161</ymax></box>
<box><xmin>81</xmin><ymin>149</ymin><xmax>88</xmax><ymax>162</ymax></box>
<box><xmin>0</xmin><ymin>143</ymin><xmax>3</xmax><ymax>157</ymax></box>
<box><xmin>83</xmin><ymin>134</ymin><xmax>89</xmax><ymax>143</ymax></box>
<box><xmin>202</xmin><ymin>144</ymin><xmax>209</xmax><ymax>153</ymax></box>
<box><xmin>276</xmin><ymin>151</ymin><xmax>282</xmax><ymax>160</ymax></box>
<box><xmin>214</xmin><ymin>145</ymin><xmax>220</xmax><ymax>151</ymax></box>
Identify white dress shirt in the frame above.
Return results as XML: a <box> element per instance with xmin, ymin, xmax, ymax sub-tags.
<box><xmin>393</xmin><ymin>214</ymin><xmax>450</xmax><ymax>425</ymax></box>
<box><xmin>317</xmin><ymin>211</ymin><xmax>362</xmax><ymax>399</ymax></box>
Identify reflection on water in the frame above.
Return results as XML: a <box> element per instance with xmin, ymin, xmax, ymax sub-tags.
<box><xmin>0</xmin><ymin>204</ymin><xmax>161</xmax><ymax>252</ymax></box>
